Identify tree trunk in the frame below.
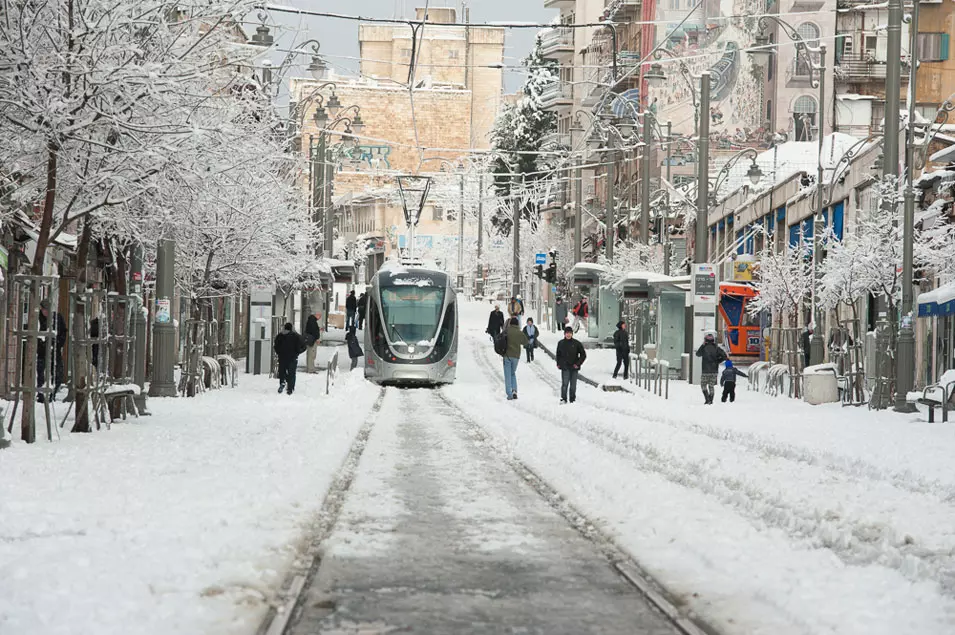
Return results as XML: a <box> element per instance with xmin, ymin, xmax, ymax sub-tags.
<box><xmin>71</xmin><ymin>221</ymin><xmax>93</xmax><ymax>433</ymax></box>
<box><xmin>108</xmin><ymin>248</ymin><xmax>128</xmax><ymax>419</ymax></box>
<box><xmin>21</xmin><ymin>142</ymin><xmax>60</xmax><ymax>442</ymax></box>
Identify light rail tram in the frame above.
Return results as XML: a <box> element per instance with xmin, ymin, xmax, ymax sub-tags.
<box><xmin>363</xmin><ymin>258</ymin><xmax>458</xmax><ymax>386</ymax></box>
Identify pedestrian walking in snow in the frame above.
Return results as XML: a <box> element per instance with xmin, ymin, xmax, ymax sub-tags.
<box><xmin>305</xmin><ymin>314</ymin><xmax>321</xmax><ymax>373</ymax></box>
<box><xmin>345</xmin><ymin>290</ymin><xmax>357</xmax><ymax>330</ymax></box>
<box><xmin>501</xmin><ymin>317</ymin><xmax>528</xmax><ymax>400</ymax></box>
<box><xmin>556</xmin><ymin>326</ymin><xmax>587</xmax><ymax>404</ymax></box>
<box><xmin>486</xmin><ymin>304</ymin><xmax>505</xmax><ymax>340</ymax></box>
<box><xmin>274</xmin><ymin>322</ymin><xmax>306</xmax><ymax>395</ymax></box>
<box><xmin>356</xmin><ymin>292</ymin><xmax>367</xmax><ymax>330</ymax></box>
<box><xmin>345</xmin><ymin>327</ymin><xmax>363</xmax><ymax>370</ymax></box>
<box><xmin>571</xmin><ymin>296</ymin><xmax>589</xmax><ymax>333</ymax></box>
<box><xmin>508</xmin><ymin>296</ymin><xmax>525</xmax><ymax>324</ymax></box>
<box><xmin>554</xmin><ymin>296</ymin><xmax>568</xmax><ymax>331</ymax></box>
<box><xmin>696</xmin><ymin>332</ymin><xmax>727</xmax><ymax>405</ymax></box>
<box><xmin>719</xmin><ymin>360</ymin><xmax>747</xmax><ymax>403</ymax></box>
<box><xmin>523</xmin><ymin>318</ymin><xmax>539</xmax><ymax>362</ymax></box>
<box><xmin>612</xmin><ymin>320</ymin><xmax>630</xmax><ymax>380</ymax></box>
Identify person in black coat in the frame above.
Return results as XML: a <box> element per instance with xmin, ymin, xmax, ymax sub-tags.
<box><xmin>522</xmin><ymin>318</ymin><xmax>539</xmax><ymax>362</ymax></box>
<box><xmin>555</xmin><ymin>326</ymin><xmax>587</xmax><ymax>404</ymax></box>
<box><xmin>486</xmin><ymin>304</ymin><xmax>505</xmax><ymax>340</ymax></box>
<box><xmin>356</xmin><ymin>292</ymin><xmax>368</xmax><ymax>330</ymax></box>
<box><xmin>37</xmin><ymin>298</ymin><xmax>68</xmax><ymax>401</ymax></box>
<box><xmin>612</xmin><ymin>320</ymin><xmax>630</xmax><ymax>380</ymax></box>
<box><xmin>696</xmin><ymin>333</ymin><xmax>727</xmax><ymax>405</ymax></box>
<box><xmin>274</xmin><ymin>322</ymin><xmax>305</xmax><ymax>395</ymax></box>
<box><xmin>345</xmin><ymin>290</ymin><xmax>358</xmax><ymax>330</ymax></box>
<box><xmin>345</xmin><ymin>326</ymin><xmax>363</xmax><ymax>370</ymax></box>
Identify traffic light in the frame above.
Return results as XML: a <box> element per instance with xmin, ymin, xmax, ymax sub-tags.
<box><xmin>545</xmin><ymin>263</ymin><xmax>557</xmax><ymax>283</ymax></box>
<box><xmin>535</xmin><ymin>264</ymin><xmax>544</xmax><ymax>279</ymax></box>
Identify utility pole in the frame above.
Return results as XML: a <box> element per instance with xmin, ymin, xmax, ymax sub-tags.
<box><xmin>476</xmin><ymin>173</ymin><xmax>484</xmax><ymax>297</ymax></box>
<box><xmin>129</xmin><ymin>244</ymin><xmax>149</xmax><ymax>414</ymax></box>
<box><xmin>895</xmin><ymin>0</ymin><xmax>919</xmax><ymax>412</ymax></box>
<box><xmin>809</xmin><ymin>44</ymin><xmax>828</xmax><ymax>366</ymax></box>
<box><xmin>512</xmin><ymin>174</ymin><xmax>522</xmax><ymax>298</ymax></box>
<box><xmin>457</xmin><ymin>172</ymin><xmax>465</xmax><ymax>292</ymax></box>
<box><xmin>606</xmin><ymin>150</ymin><xmax>615</xmax><ymax>262</ymax></box>
<box><xmin>323</xmin><ymin>148</ymin><xmax>335</xmax><ymax>257</ymax></box>
<box><xmin>695</xmin><ymin>73</ymin><xmax>711</xmax><ymax>264</ymax></box>
<box><xmin>574</xmin><ymin>157</ymin><xmax>583</xmax><ymax>264</ymax></box>
<box><xmin>641</xmin><ymin>112</ymin><xmax>652</xmax><ymax>245</ymax></box>
<box><xmin>148</xmin><ymin>239</ymin><xmax>177</xmax><ymax>397</ymax></box>
<box><xmin>879</xmin><ymin>0</ymin><xmax>903</xmax><ymax>409</ymax></box>
<box><xmin>664</xmin><ymin>120</ymin><xmax>672</xmax><ymax>274</ymax></box>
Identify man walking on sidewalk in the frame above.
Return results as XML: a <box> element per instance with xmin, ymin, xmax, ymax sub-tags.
<box><xmin>274</xmin><ymin>322</ymin><xmax>306</xmax><ymax>395</ymax></box>
<box><xmin>502</xmin><ymin>317</ymin><xmax>528</xmax><ymax>400</ymax></box>
<box><xmin>612</xmin><ymin>320</ymin><xmax>630</xmax><ymax>380</ymax></box>
<box><xmin>556</xmin><ymin>326</ymin><xmax>586</xmax><ymax>404</ymax></box>
<box><xmin>345</xmin><ymin>290</ymin><xmax>358</xmax><ymax>330</ymax></box>
<box><xmin>696</xmin><ymin>332</ymin><xmax>727</xmax><ymax>405</ymax></box>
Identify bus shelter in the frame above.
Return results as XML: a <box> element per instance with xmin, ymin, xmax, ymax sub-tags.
<box><xmin>611</xmin><ymin>272</ymin><xmax>689</xmax><ymax>369</ymax></box>
<box><xmin>566</xmin><ymin>263</ymin><xmax>614</xmax><ymax>344</ymax></box>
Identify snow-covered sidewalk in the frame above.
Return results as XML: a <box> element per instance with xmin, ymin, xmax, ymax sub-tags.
<box><xmin>455</xmin><ymin>301</ymin><xmax>955</xmax><ymax>634</ymax></box>
<box><xmin>0</xmin><ymin>371</ymin><xmax>379</xmax><ymax>635</ymax></box>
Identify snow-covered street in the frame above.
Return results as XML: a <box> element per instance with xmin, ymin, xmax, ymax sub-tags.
<box><xmin>4</xmin><ymin>301</ymin><xmax>955</xmax><ymax>635</ymax></box>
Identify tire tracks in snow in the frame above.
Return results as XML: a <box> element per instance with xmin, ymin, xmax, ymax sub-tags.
<box><xmin>258</xmin><ymin>386</ymin><xmax>387</xmax><ymax>635</ymax></box>
<box><xmin>430</xmin><ymin>388</ymin><xmax>717</xmax><ymax>635</ymax></box>
<box><xmin>467</xmin><ymin>337</ymin><xmax>955</xmax><ymax>596</ymax></box>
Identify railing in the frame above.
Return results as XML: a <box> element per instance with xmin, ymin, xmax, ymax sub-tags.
<box><xmin>326</xmin><ymin>350</ymin><xmax>339</xmax><ymax>395</ymax></box>
<box><xmin>835</xmin><ymin>55</ymin><xmax>911</xmax><ymax>82</ymax></box>
<box><xmin>540</xmin><ymin>82</ymin><xmax>573</xmax><ymax>109</ymax></box>
<box><xmin>631</xmin><ymin>353</ymin><xmax>670</xmax><ymax>399</ymax></box>
<box><xmin>540</xmin><ymin>27</ymin><xmax>573</xmax><ymax>57</ymax></box>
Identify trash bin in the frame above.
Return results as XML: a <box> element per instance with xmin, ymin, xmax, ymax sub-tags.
<box><xmin>681</xmin><ymin>353</ymin><xmax>690</xmax><ymax>381</ymax></box>
<box><xmin>803</xmin><ymin>364</ymin><xmax>840</xmax><ymax>405</ymax></box>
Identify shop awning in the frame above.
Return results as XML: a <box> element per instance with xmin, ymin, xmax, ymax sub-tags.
<box><xmin>918</xmin><ymin>282</ymin><xmax>955</xmax><ymax>317</ymax></box>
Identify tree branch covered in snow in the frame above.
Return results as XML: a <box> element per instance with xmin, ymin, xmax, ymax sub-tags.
<box><xmin>749</xmin><ymin>244</ymin><xmax>811</xmax><ymax>326</ymax></box>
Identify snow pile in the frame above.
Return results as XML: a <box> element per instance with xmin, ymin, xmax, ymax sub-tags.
<box><xmin>0</xmin><ymin>372</ymin><xmax>379</xmax><ymax>635</ymax></box>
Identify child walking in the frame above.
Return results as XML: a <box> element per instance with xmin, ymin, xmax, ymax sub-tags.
<box><xmin>719</xmin><ymin>360</ymin><xmax>748</xmax><ymax>403</ymax></box>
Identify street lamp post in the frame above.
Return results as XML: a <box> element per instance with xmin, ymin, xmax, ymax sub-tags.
<box><xmin>512</xmin><ymin>174</ymin><xmax>522</xmax><ymax>298</ymax></box>
<box><xmin>895</xmin><ymin>0</ymin><xmax>919</xmax><ymax>412</ymax></box>
<box><xmin>696</xmin><ymin>73</ymin><xmax>711</xmax><ymax>264</ymax></box>
<box><xmin>148</xmin><ymin>239</ymin><xmax>177</xmax><ymax>397</ymax></box>
<box><xmin>458</xmin><ymin>173</ymin><xmax>465</xmax><ymax>292</ymax></box>
<box><xmin>641</xmin><ymin>112</ymin><xmax>652</xmax><ymax>245</ymax></box>
<box><xmin>476</xmin><ymin>173</ymin><xmax>484</xmax><ymax>296</ymax></box>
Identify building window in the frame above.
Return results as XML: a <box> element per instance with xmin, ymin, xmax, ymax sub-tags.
<box><xmin>794</xmin><ymin>23</ymin><xmax>820</xmax><ymax>76</ymax></box>
<box><xmin>400</xmin><ymin>48</ymin><xmax>412</xmax><ymax>59</ymax></box>
<box><xmin>918</xmin><ymin>104</ymin><xmax>940</xmax><ymax>122</ymax></box>
<box><xmin>767</xmin><ymin>99</ymin><xmax>773</xmax><ymax>120</ymax></box>
<box><xmin>448</xmin><ymin>49</ymin><xmax>460</xmax><ymax>60</ymax></box>
<box><xmin>917</xmin><ymin>33</ymin><xmax>950</xmax><ymax>62</ymax></box>
<box><xmin>432</xmin><ymin>206</ymin><xmax>443</xmax><ymax>221</ymax></box>
<box><xmin>793</xmin><ymin>95</ymin><xmax>817</xmax><ymax>141</ymax></box>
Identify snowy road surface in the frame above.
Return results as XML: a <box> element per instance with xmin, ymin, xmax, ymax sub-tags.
<box><xmin>5</xmin><ymin>299</ymin><xmax>955</xmax><ymax>635</ymax></box>
<box><xmin>287</xmin><ymin>387</ymin><xmax>681</xmax><ymax>634</ymax></box>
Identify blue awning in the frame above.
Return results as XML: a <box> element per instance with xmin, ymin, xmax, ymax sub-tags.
<box><xmin>918</xmin><ymin>283</ymin><xmax>955</xmax><ymax>317</ymax></box>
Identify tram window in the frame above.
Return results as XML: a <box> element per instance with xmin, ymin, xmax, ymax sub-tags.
<box><xmin>380</xmin><ymin>285</ymin><xmax>446</xmax><ymax>344</ymax></box>
<box><xmin>432</xmin><ymin>304</ymin><xmax>455</xmax><ymax>360</ymax></box>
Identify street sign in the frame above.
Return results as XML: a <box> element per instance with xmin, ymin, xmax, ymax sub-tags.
<box><xmin>535</xmin><ymin>253</ymin><xmax>546</xmax><ymax>265</ymax></box>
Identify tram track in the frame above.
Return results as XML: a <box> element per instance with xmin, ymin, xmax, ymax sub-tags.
<box><xmin>257</xmin><ymin>387</ymin><xmax>387</xmax><ymax>635</ymax></box>
<box><xmin>467</xmin><ymin>337</ymin><xmax>955</xmax><ymax>597</ymax></box>
<box><xmin>431</xmin><ymin>387</ymin><xmax>718</xmax><ymax>635</ymax></box>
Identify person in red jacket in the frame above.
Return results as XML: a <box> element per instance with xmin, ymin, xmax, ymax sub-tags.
<box><xmin>571</xmin><ymin>296</ymin><xmax>589</xmax><ymax>333</ymax></box>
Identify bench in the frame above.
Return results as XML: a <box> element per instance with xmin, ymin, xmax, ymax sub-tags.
<box><xmin>909</xmin><ymin>380</ymin><xmax>955</xmax><ymax>423</ymax></box>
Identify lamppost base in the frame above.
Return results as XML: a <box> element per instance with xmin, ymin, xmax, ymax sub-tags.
<box><xmin>809</xmin><ymin>334</ymin><xmax>825</xmax><ymax>367</ymax></box>
<box><xmin>894</xmin><ymin>327</ymin><xmax>917</xmax><ymax>413</ymax></box>
<box><xmin>148</xmin><ymin>323</ymin><xmax>178</xmax><ymax>398</ymax></box>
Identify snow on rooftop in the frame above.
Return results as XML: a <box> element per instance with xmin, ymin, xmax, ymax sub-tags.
<box><xmin>716</xmin><ymin>133</ymin><xmax>869</xmax><ymax>204</ymax></box>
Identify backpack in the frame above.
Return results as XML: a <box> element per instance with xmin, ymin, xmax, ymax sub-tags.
<box><xmin>493</xmin><ymin>331</ymin><xmax>508</xmax><ymax>357</ymax></box>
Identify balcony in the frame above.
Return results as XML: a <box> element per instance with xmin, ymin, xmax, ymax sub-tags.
<box><xmin>543</xmin><ymin>0</ymin><xmax>575</xmax><ymax>8</ymax></box>
<box><xmin>540</xmin><ymin>27</ymin><xmax>574</xmax><ymax>61</ymax></box>
<box><xmin>605</xmin><ymin>0</ymin><xmax>642</xmax><ymax>20</ymax></box>
<box><xmin>834</xmin><ymin>55</ymin><xmax>911</xmax><ymax>83</ymax></box>
<box><xmin>542</xmin><ymin>131</ymin><xmax>571</xmax><ymax>150</ymax></box>
<box><xmin>540</xmin><ymin>82</ymin><xmax>573</xmax><ymax>112</ymax></box>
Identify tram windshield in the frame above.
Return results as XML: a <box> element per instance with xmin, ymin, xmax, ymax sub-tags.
<box><xmin>379</xmin><ymin>275</ymin><xmax>447</xmax><ymax>344</ymax></box>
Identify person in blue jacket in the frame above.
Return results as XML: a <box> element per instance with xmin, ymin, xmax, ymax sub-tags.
<box><xmin>719</xmin><ymin>360</ymin><xmax>748</xmax><ymax>403</ymax></box>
